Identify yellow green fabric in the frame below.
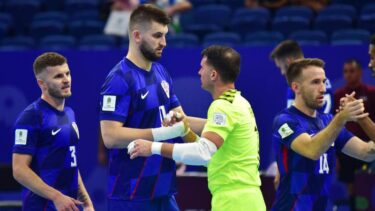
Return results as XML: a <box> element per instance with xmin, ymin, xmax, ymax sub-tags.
<box><xmin>203</xmin><ymin>89</ymin><xmax>265</xmax><ymax>210</ymax></box>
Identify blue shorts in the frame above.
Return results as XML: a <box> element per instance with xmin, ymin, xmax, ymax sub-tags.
<box><xmin>108</xmin><ymin>195</ymin><xmax>179</xmax><ymax>211</ymax></box>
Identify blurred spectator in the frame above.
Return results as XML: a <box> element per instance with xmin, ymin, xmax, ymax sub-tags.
<box><xmin>146</xmin><ymin>0</ymin><xmax>192</xmax><ymax>34</ymax></box>
<box><xmin>104</xmin><ymin>0</ymin><xmax>140</xmax><ymax>37</ymax></box>
<box><xmin>245</xmin><ymin>0</ymin><xmax>288</xmax><ymax>9</ymax></box>
<box><xmin>291</xmin><ymin>0</ymin><xmax>328</xmax><ymax>11</ymax></box>
<box><xmin>245</xmin><ymin>0</ymin><xmax>327</xmax><ymax>11</ymax></box>
<box><xmin>334</xmin><ymin>59</ymin><xmax>375</xmax><ymax>210</ymax></box>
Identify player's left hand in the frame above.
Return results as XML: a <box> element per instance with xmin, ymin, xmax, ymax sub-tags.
<box><xmin>163</xmin><ymin>110</ymin><xmax>183</xmax><ymax>127</ymax></box>
<box><xmin>128</xmin><ymin>139</ymin><xmax>153</xmax><ymax>159</ymax></box>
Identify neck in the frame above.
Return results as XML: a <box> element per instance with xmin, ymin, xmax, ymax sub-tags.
<box><xmin>126</xmin><ymin>46</ymin><xmax>152</xmax><ymax>71</ymax></box>
<box><xmin>293</xmin><ymin>97</ymin><xmax>316</xmax><ymax>117</ymax></box>
<box><xmin>212</xmin><ymin>84</ymin><xmax>235</xmax><ymax>100</ymax></box>
<box><xmin>41</xmin><ymin>94</ymin><xmax>65</xmax><ymax>111</ymax></box>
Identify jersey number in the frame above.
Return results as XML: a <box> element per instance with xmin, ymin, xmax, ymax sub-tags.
<box><xmin>159</xmin><ymin>105</ymin><xmax>167</xmax><ymax>125</ymax></box>
<box><xmin>69</xmin><ymin>146</ymin><xmax>77</xmax><ymax>167</ymax></box>
<box><xmin>319</xmin><ymin>153</ymin><xmax>329</xmax><ymax>174</ymax></box>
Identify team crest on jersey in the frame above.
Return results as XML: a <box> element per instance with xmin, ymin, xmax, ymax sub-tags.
<box><xmin>161</xmin><ymin>80</ymin><xmax>170</xmax><ymax>98</ymax></box>
<box><xmin>15</xmin><ymin>129</ymin><xmax>27</xmax><ymax>145</ymax></box>
<box><xmin>213</xmin><ymin>112</ymin><xmax>226</xmax><ymax>126</ymax></box>
<box><xmin>102</xmin><ymin>95</ymin><xmax>116</xmax><ymax>111</ymax></box>
<box><xmin>72</xmin><ymin>122</ymin><xmax>80</xmax><ymax>139</ymax></box>
<box><xmin>278</xmin><ymin>123</ymin><xmax>294</xmax><ymax>139</ymax></box>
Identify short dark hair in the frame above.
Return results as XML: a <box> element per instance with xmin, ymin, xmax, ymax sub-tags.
<box><xmin>286</xmin><ymin>58</ymin><xmax>325</xmax><ymax>86</ymax></box>
<box><xmin>33</xmin><ymin>52</ymin><xmax>67</xmax><ymax>76</ymax></box>
<box><xmin>371</xmin><ymin>34</ymin><xmax>375</xmax><ymax>45</ymax></box>
<box><xmin>129</xmin><ymin>4</ymin><xmax>170</xmax><ymax>31</ymax></box>
<box><xmin>270</xmin><ymin>40</ymin><xmax>304</xmax><ymax>60</ymax></box>
<box><xmin>344</xmin><ymin>59</ymin><xmax>362</xmax><ymax>70</ymax></box>
<box><xmin>201</xmin><ymin>45</ymin><xmax>240</xmax><ymax>83</ymax></box>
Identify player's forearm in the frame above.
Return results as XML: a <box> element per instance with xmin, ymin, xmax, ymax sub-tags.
<box><xmin>101</xmin><ymin>121</ymin><xmax>153</xmax><ymax>148</ymax></box>
<box><xmin>364</xmin><ymin>142</ymin><xmax>375</xmax><ymax>162</ymax></box>
<box><xmin>358</xmin><ymin>116</ymin><xmax>375</xmax><ymax>142</ymax></box>
<box><xmin>309</xmin><ymin>114</ymin><xmax>345</xmax><ymax>159</ymax></box>
<box><xmin>78</xmin><ymin>172</ymin><xmax>93</xmax><ymax>208</ymax></box>
<box><xmin>13</xmin><ymin>164</ymin><xmax>62</xmax><ymax>201</ymax></box>
<box><xmin>186</xmin><ymin>116</ymin><xmax>206</xmax><ymax>135</ymax></box>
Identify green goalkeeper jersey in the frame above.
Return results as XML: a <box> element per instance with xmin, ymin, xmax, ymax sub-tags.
<box><xmin>203</xmin><ymin>89</ymin><xmax>262</xmax><ymax>194</ymax></box>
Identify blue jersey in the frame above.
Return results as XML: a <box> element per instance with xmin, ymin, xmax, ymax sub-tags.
<box><xmin>100</xmin><ymin>58</ymin><xmax>181</xmax><ymax>201</ymax></box>
<box><xmin>272</xmin><ymin>106</ymin><xmax>353</xmax><ymax>211</ymax></box>
<box><xmin>13</xmin><ymin>98</ymin><xmax>79</xmax><ymax>211</ymax></box>
<box><xmin>286</xmin><ymin>78</ymin><xmax>333</xmax><ymax>114</ymax></box>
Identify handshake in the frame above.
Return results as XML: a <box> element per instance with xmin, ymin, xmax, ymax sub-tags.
<box><xmin>127</xmin><ymin>111</ymin><xmax>191</xmax><ymax>156</ymax></box>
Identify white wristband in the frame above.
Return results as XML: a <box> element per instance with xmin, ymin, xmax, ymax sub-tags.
<box><xmin>151</xmin><ymin>142</ymin><xmax>162</xmax><ymax>155</ymax></box>
<box><xmin>151</xmin><ymin>121</ymin><xmax>185</xmax><ymax>142</ymax></box>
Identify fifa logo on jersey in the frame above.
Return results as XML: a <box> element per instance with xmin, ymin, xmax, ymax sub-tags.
<box><xmin>72</xmin><ymin>122</ymin><xmax>80</xmax><ymax>139</ymax></box>
<box><xmin>102</xmin><ymin>95</ymin><xmax>116</xmax><ymax>111</ymax></box>
<box><xmin>161</xmin><ymin>80</ymin><xmax>170</xmax><ymax>98</ymax></box>
<box><xmin>15</xmin><ymin>129</ymin><xmax>28</xmax><ymax>145</ymax></box>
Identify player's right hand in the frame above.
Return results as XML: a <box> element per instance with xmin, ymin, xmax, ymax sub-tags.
<box><xmin>339</xmin><ymin>98</ymin><xmax>368</xmax><ymax>123</ymax></box>
<box><xmin>53</xmin><ymin>192</ymin><xmax>83</xmax><ymax>211</ymax></box>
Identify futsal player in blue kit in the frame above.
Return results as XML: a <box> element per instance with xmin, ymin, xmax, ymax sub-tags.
<box><xmin>269</xmin><ymin>40</ymin><xmax>334</xmax><ymax>189</ymax></box>
<box><xmin>271</xmin><ymin>58</ymin><xmax>375</xmax><ymax>210</ymax></box>
<box><xmin>12</xmin><ymin>52</ymin><xmax>94</xmax><ymax>211</ymax></box>
<box><xmin>99</xmin><ymin>4</ymin><xmax>205</xmax><ymax>210</ymax></box>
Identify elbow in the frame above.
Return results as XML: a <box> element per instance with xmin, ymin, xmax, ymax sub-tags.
<box><xmin>101</xmin><ymin>131</ymin><xmax>117</xmax><ymax>149</ymax></box>
<box><xmin>12</xmin><ymin>165</ymin><xmax>23</xmax><ymax>182</ymax></box>
<box><xmin>306</xmin><ymin>152</ymin><xmax>321</xmax><ymax>161</ymax></box>
<box><xmin>310</xmin><ymin>155</ymin><xmax>320</xmax><ymax>161</ymax></box>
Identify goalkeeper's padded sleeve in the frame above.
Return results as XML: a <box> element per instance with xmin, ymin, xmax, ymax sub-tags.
<box><xmin>152</xmin><ymin>137</ymin><xmax>217</xmax><ymax>166</ymax></box>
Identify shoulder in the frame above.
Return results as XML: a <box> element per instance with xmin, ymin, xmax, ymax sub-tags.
<box><xmin>15</xmin><ymin>102</ymin><xmax>42</xmax><ymax>126</ymax></box>
<box><xmin>272</xmin><ymin>108</ymin><xmax>301</xmax><ymax>129</ymax></box>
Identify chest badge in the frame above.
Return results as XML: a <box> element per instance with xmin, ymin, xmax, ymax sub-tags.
<box><xmin>161</xmin><ymin>80</ymin><xmax>170</xmax><ymax>98</ymax></box>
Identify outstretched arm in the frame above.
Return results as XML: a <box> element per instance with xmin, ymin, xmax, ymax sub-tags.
<box><xmin>358</xmin><ymin>117</ymin><xmax>375</xmax><ymax>141</ymax></box>
<box><xmin>290</xmin><ymin>99</ymin><xmax>367</xmax><ymax>160</ymax></box>
<box><xmin>128</xmin><ymin>131</ymin><xmax>223</xmax><ymax>166</ymax></box>
<box><xmin>342</xmin><ymin>137</ymin><xmax>375</xmax><ymax>162</ymax></box>
<box><xmin>13</xmin><ymin>153</ymin><xmax>83</xmax><ymax>210</ymax></box>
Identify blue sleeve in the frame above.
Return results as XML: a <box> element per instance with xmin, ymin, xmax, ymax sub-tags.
<box><xmin>335</xmin><ymin>128</ymin><xmax>354</xmax><ymax>151</ymax></box>
<box><xmin>100</xmin><ymin>71</ymin><xmax>130</xmax><ymax>123</ymax></box>
<box><xmin>272</xmin><ymin>113</ymin><xmax>306</xmax><ymax>149</ymax></box>
<box><xmin>13</xmin><ymin>110</ymin><xmax>40</xmax><ymax>155</ymax></box>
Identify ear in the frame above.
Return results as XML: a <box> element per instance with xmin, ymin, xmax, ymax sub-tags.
<box><xmin>291</xmin><ymin>81</ymin><xmax>299</xmax><ymax>93</ymax></box>
<box><xmin>210</xmin><ymin>70</ymin><xmax>218</xmax><ymax>81</ymax></box>
<box><xmin>132</xmin><ymin>30</ymin><xmax>142</xmax><ymax>44</ymax></box>
<box><xmin>37</xmin><ymin>78</ymin><xmax>45</xmax><ymax>90</ymax></box>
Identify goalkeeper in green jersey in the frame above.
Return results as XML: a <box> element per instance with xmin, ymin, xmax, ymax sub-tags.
<box><xmin>128</xmin><ymin>45</ymin><xmax>266</xmax><ymax>211</ymax></box>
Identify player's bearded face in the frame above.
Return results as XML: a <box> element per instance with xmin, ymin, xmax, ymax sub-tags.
<box><xmin>44</xmin><ymin>64</ymin><xmax>72</xmax><ymax>99</ymax></box>
<box><xmin>140</xmin><ymin>39</ymin><xmax>162</xmax><ymax>61</ymax></box>
<box><xmin>47</xmin><ymin>82</ymin><xmax>71</xmax><ymax>99</ymax></box>
<box><xmin>301</xmin><ymin>87</ymin><xmax>323</xmax><ymax>109</ymax></box>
